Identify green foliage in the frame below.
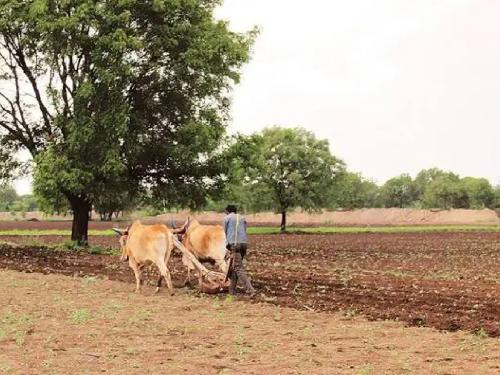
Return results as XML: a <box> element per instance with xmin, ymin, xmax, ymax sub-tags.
<box><xmin>0</xmin><ymin>185</ymin><xmax>17</xmax><ymax>211</ymax></box>
<box><xmin>94</xmin><ymin>184</ymin><xmax>138</xmax><ymax>221</ymax></box>
<box><xmin>414</xmin><ymin>169</ymin><xmax>459</xmax><ymax>205</ymax></box>
<box><xmin>423</xmin><ymin>174</ymin><xmax>468</xmax><ymax>209</ymax></box>
<box><xmin>330</xmin><ymin>172</ymin><xmax>381</xmax><ymax>209</ymax></box>
<box><xmin>461</xmin><ymin>177</ymin><xmax>495</xmax><ymax>209</ymax></box>
<box><xmin>70</xmin><ymin>308</ymin><xmax>92</xmax><ymax>325</ymax></box>
<box><xmin>206</xmin><ymin>155</ymin><xmax>275</xmax><ymax>213</ymax></box>
<box><xmin>227</xmin><ymin>126</ymin><xmax>344</xmax><ymax>231</ymax></box>
<box><xmin>0</xmin><ymin>142</ymin><xmax>21</xmax><ymax>184</ymax></box>
<box><xmin>380</xmin><ymin>174</ymin><xmax>416</xmax><ymax>208</ymax></box>
<box><xmin>0</xmin><ymin>188</ymin><xmax>38</xmax><ymax>213</ymax></box>
<box><xmin>0</xmin><ymin>0</ymin><xmax>255</xmax><ymax>242</ymax></box>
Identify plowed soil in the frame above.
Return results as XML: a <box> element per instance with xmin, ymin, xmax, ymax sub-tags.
<box><xmin>1</xmin><ymin>232</ymin><xmax>499</xmax><ymax>337</ymax></box>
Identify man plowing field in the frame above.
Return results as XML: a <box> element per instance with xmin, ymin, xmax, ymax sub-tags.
<box><xmin>224</xmin><ymin>205</ymin><xmax>256</xmax><ymax>297</ymax></box>
<box><xmin>113</xmin><ymin>207</ymin><xmax>257</xmax><ymax>296</ymax></box>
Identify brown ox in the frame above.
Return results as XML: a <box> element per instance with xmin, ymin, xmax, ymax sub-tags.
<box><xmin>173</xmin><ymin>218</ymin><xmax>228</xmax><ymax>287</ymax></box>
<box><xmin>113</xmin><ymin>220</ymin><xmax>175</xmax><ymax>295</ymax></box>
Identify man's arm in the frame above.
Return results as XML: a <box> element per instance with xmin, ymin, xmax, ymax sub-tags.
<box><xmin>224</xmin><ymin>216</ymin><xmax>229</xmax><ymax>237</ymax></box>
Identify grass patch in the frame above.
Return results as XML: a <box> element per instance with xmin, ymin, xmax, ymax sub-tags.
<box><xmin>128</xmin><ymin>308</ymin><xmax>152</xmax><ymax>326</ymax></box>
<box><xmin>54</xmin><ymin>241</ymin><xmax>118</xmax><ymax>255</ymax></box>
<box><xmin>0</xmin><ymin>229</ymin><xmax>114</xmax><ymax>236</ymax></box>
<box><xmin>0</xmin><ymin>363</ymin><xmax>12</xmax><ymax>373</ymax></box>
<box><xmin>1</xmin><ymin>225</ymin><xmax>499</xmax><ymax>237</ymax></box>
<box><xmin>70</xmin><ymin>308</ymin><xmax>92</xmax><ymax>325</ymax></box>
<box><xmin>249</xmin><ymin>225</ymin><xmax>500</xmax><ymax>234</ymax></box>
<box><xmin>382</xmin><ymin>269</ymin><xmax>415</xmax><ymax>278</ymax></box>
<box><xmin>0</xmin><ymin>312</ymin><xmax>34</xmax><ymax>346</ymax></box>
<box><xmin>425</xmin><ymin>271</ymin><xmax>460</xmax><ymax>281</ymax></box>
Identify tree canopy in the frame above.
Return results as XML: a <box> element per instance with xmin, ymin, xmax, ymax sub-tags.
<box><xmin>329</xmin><ymin>172</ymin><xmax>381</xmax><ymax>210</ymax></box>
<box><xmin>380</xmin><ymin>174</ymin><xmax>416</xmax><ymax>208</ymax></box>
<box><xmin>227</xmin><ymin>126</ymin><xmax>344</xmax><ymax>231</ymax></box>
<box><xmin>0</xmin><ymin>0</ymin><xmax>255</xmax><ymax>243</ymax></box>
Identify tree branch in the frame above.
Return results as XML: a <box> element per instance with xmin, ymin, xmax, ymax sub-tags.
<box><xmin>2</xmin><ymin>35</ymin><xmax>53</xmax><ymax>137</ymax></box>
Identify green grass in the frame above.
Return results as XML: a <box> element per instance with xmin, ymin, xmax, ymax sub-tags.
<box><xmin>70</xmin><ymin>308</ymin><xmax>92</xmax><ymax>325</ymax></box>
<box><xmin>248</xmin><ymin>225</ymin><xmax>500</xmax><ymax>234</ymax></box>
<box><xmin>0</xmin><ymin>225</ymin><xmax>499</xmax><ymax>237</ymax></box>
<box><xmin>0</xmin><ymin>229</ymin><xmax>114</xmax><ymax>236</ymax></box>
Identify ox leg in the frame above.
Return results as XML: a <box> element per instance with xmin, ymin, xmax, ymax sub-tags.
<box><xmin>184</xmin><ymin>268</ymin><xmax>191</xmax><ymax>287</ymax></box>
<box><xmin>129</xmin><ymin>258</ymin><xmax>142</xmax><ymax>293</ymax></box>
<box><xmin>198</xmin><ymin>270</ymin><xmax>204</xmax><ymax>290</ymax></box>
<box><xmin>182</xmin><ymin>256</ymin><xmax>195</xmax><ymax>287</ymax></box>
<box><xmin>161</xmin><ymin>266</ymin><xmax>174</xmax><ymax>296</ymax></box>
<box><xmin>215</xmin><ymin>259</ymin><xmax>228</xmax><ymax>275</ymax></box>
<box><xmin>157</xmin><ymin>262</ymin><xmax>174</xmax><ymax>296</ymax></box>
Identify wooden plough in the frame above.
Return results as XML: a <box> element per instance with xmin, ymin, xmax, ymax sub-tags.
<box><xmin>172</xmin><ymin>237</ymin><xmax>229</xmax><ymax>294</ymax></box>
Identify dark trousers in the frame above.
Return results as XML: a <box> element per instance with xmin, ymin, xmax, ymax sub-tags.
<box><xmin>228</xmin><ymin>244</ymin><xmax>255</xmax><ymax>294</ymax></box>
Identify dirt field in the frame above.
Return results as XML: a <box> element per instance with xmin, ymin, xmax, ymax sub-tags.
<box><xmin>1</xmin><ymin>270</ymin><xmax>499</xmax><ymax>374</ymax></box>
<box><xmin>1</xmin><ymin>231</ymin><xmax>499</xmax><ymax>338</ymax></box>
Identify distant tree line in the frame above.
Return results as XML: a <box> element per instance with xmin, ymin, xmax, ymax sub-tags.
<box><xmin>2</xmin><ymin>126</ymin><xmax>499</xmax><ymax>230</ymax></box>
<box><xmin>0</xmin><ymin>185</ymin><xmax>38</xmax><ymax>214</ymax></box>
<box><xmin>209</xmin><ymin>166</ymin><xmax>499</xmax><ymax>214</ymax></box>
<box><xmin>345</xmin><ymin>168</ymin><xmax>500</xmax><ymax>210</ymax></box>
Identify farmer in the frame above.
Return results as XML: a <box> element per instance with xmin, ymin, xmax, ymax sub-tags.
<box><xmin>224</xmin><ymin>205</ymin><xmax>256</xmax><ymax>296</ymax></box>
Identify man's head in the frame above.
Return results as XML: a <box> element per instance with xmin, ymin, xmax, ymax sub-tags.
<box><xmin>225</xmin><ymin>205</ymin><xmax>237</xmax><ymax>214</ymax></box>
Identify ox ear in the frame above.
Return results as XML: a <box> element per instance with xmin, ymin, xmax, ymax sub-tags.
<box><xmin>112</xmin><ymin>228</ymin><xmax>124</xmax><ymax>236</ymax></box>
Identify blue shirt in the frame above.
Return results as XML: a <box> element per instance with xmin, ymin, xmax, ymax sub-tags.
<box><xmin>224</xmin><ymin>213</ymin><xmax>248</xmax><ymax>245</ymax></box>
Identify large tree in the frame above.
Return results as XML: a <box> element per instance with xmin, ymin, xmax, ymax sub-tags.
<box><xmin>422</xmin><ymin>174</ymin><xmax>468</xmax><ymax>209</ymax></box>
<box><xmin>231</xmin><ymin>127</ymin><xmax>344</xmax><ymax>232</ymax></box>
<box><xmin>0</xmin><ymin>0</ymin><xmax>254</xmax><ymax>243</ymax></box>
<box><xmin>413</xmin><ymin>168</ymin><xmax>458</xmax><ymax>204</ymax></box>
<box><xmin>461</xmin><ymin>177</ymin><xmax>495</xmax><ymax>209</ymax></box>
<box><xmin>330</xmin><ymin>171</ymin><xmax>381</xmax><ymax>209</ymax></box>
<box><xmin>380</xmin><ymin>174</ymin><xmax>416</xmax><ymax>208</ymax></box>
<box><xmin>494</xmin><ymin>185</ymin><xmax>500</xmax><ymax>208</ymax></box>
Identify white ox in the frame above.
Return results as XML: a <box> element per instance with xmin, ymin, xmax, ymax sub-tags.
<box><xmin>113</xmin><ymin>220</ymin><xmax>175</xmax><ymax>295</ymax></box>
<box><xmin>173</xmin><ymin>218</ymin><xmax>228</xmax><ymax>287</ymax></box>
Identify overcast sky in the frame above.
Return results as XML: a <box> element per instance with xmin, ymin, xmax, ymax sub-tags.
<box><xmin>216</xmin><ymin>0</ymin><xmax>499</xmax><ymax>185</ymax></box>
<box><xmin>14</xmin><ymin>0</ymin><xmax>500</xmax><ymax>194</ymax></box>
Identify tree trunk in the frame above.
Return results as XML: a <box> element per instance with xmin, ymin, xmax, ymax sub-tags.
<box><xmin>69</xmin><ymin>195</ymin><xmax>91</xmax><ymax>245</ymax></box>
<box><xmin>280</xmin><ymin>210</ymin><xmax>287</xmax><ymax>233</ymax></box>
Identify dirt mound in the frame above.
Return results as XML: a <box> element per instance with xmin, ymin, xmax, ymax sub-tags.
<box><xmin>154</xmin><ymin>208</ymin><xmax>500</xmax><ymax>227</ymax></box>
<box><xmin>1</xmin><ymin>208</ymin><xmax>499</xmax><ymax>228</ymax></box>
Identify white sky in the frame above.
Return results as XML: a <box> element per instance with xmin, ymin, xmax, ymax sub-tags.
<box><xmin>216</xmin><ymin>0</ymin><xmax>500</xmax><ymax>185</ymax></box>
<box><xmin>14</xmin><ymin>0</ymin><xmax>500</xmax><ymax>194</ymax></box>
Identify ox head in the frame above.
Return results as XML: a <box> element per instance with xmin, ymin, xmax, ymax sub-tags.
<box><xmin>112</xmin><ymin>227</ymin><xmax>129</xmax><ymax>261</ymax></box>
<box><xmin>172</xmin><ymin>217</ymin><xmax>191</xmax><ymax>236</ymax></box>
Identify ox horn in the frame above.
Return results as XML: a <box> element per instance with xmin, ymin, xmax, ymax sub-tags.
<box><xmin>112</xmin><ymin>228</ymin><xmax>125</xmax><ymax>236</ymax></box>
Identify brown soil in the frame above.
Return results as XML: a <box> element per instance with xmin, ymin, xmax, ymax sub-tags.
<box><xmin>1</xmin><ymin>232</ymin><xmax>499</xmax><ymax>337</ymax></box>
<box><xmin>2</xmin><ymin>270</ymin><xmax>499</xmax><ymax>374</ymax></box>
